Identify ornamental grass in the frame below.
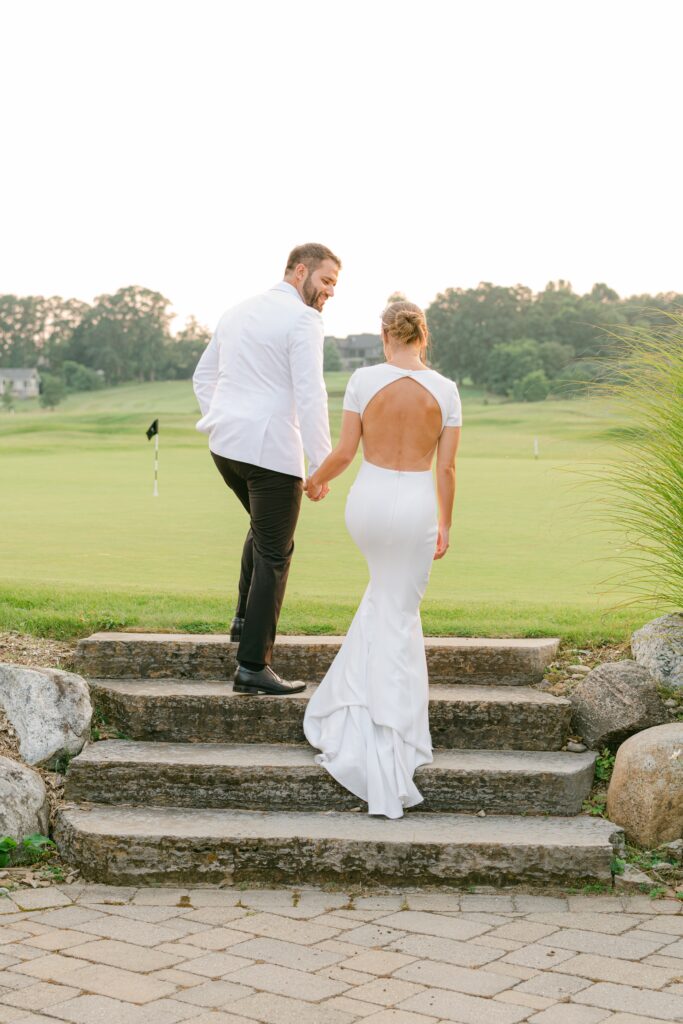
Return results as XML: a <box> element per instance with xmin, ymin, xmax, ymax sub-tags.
<box><xmin>595</xmin><ymin>311</ymin><xmax>683</xmax><ymax>609</ymax></box>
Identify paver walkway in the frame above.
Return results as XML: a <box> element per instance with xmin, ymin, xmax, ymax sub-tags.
<box><xmin>2</xmin><ymin>885</ymin><xmax>683</xmax><ymax>1023</ymax></box>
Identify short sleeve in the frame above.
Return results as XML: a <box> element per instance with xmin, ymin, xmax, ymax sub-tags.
<box><xmin>445</xmin><ymin>382</ymin><xmax>462</xmax><ymax>427</ymax></box>
<box><xmin>342</xmin><ymin>371</ymin><xmax>361</xmax><ymax>414</ymax></box>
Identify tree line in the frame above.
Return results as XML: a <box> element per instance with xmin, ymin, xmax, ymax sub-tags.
<box><xmin>0</xmin><ymin>286</ymin><xmax>211</xmax><ymax>405</ymax></box>
<box><xmin>425</xmin><ymin>281</ymin><xmax>683</xmax><ymax>399</ymax></box>
<box><xmin>1</xmin><ymin>280</ymin><xmax>681</xmax><ymax>406</ymax></box>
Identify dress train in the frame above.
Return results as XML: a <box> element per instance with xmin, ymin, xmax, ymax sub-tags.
<box><xmin>303</xmin><ymin>459</ymin><xmax>437</xmax><ymax>819</ymax></box>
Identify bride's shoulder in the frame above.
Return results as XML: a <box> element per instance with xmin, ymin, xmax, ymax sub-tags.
<box><xmin>347</xmin><ymin>364</ymin><xmax>386</xmax><ymax>386</ymax></box>
<box><xmin>355</xmin><ymin>363</ymin><xmax>385</xmax><ymax>376</ymax></box>
<box><xmin>426</xmin><ymin>367</ymin><xmax>459</xmax><ymax>390</ymax></box>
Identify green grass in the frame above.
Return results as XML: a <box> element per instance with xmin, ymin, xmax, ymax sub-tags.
<box><xmin>0</xmin><ymin>377</ymin><xmax>670</xmax><ymax>642</ymax></box>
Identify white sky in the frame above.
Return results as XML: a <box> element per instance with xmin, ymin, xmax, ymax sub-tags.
<box><xmin>1</xmin><ymin>0</ymin><xmax>680</xmax><ymax>337</ymax></box>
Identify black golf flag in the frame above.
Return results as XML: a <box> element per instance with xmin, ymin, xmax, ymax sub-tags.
<box><xmin>146</xmin><ymin>418</ymin><xmax>159</xmax><ymax>440</ymax></box>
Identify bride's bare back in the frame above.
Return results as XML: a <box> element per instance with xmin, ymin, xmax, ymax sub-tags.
<box><xmin>361</xmin><ymin>377</ymin><xmax>443</xmax><ymax>471</ymax></box>
<box><xmin>306</xmin><ymin>299</ymin><xmax>461</xmax><ymax>558</ymax></box>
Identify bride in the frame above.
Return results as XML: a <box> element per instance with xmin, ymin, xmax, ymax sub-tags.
<box><xmin>303</xmin><ymin>300</ymin><xmax>461</xmax><ymax>819</ymax></box>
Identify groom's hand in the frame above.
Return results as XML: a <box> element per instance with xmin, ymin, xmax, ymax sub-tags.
<box><xmin>305</xmin><ymin>477</ymin><xmax>329</xmax><ymax>502</ymax></box>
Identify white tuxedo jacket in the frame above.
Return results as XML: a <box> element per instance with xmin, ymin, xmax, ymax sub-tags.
<box><xmin>192</xmin><ymin>282</ymin><xmax>332</xmax><ymax>478</ymax></box>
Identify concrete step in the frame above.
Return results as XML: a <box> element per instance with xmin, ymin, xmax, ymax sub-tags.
<box><xmin>65</xmin><ymin>740</ymin><xmax>597</xmax><ymax>815</ymax></box>
<box><xmin>75</xmin><ymin>632</ymin><xmax>559</xmax><ymax>686</ymax></box>
<box><xmin>55</xmin><ymin>803</ymin><xmax>624</xmax><ymax>887</ymax></box>
<box><xmin>90</xmin><ymin>679</ymin><xmax>572</xmax><ymax>751</ymax></box>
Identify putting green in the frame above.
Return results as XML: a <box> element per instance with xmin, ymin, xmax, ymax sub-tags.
<box><xmin>0</xmin><ymin>377</ymin><xmax>663</xmax><ymax>641</ymax></box>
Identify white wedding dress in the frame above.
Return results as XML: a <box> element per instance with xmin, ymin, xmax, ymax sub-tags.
<box><xmin>303</xmin><ymin>364</ymin><xmax>462</xmax><ymax>819</ymax></box>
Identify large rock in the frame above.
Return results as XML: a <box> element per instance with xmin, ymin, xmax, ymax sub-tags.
<box><xmin>0</xmin><ymin>664</ymin><xmax>92</xmax><ymax>767</ymax></box>
<box><xmin>607</xmin><ymin>723</ymin><xmax>683</xmax><ymax>847</ymax></box>
<box><xmin>0</xmin><ymin>755</ymin><xmax>49</xmax><ymax>839</ymax></box>
<box><xmin>632</xmin><ymin>613</ymin><xmax>683</xmax><ymax>689</ymax></box>
<box><xmin>570</xmin><ymin>660</ymin><xmax>668</xmax><ymax>750</ymax></box>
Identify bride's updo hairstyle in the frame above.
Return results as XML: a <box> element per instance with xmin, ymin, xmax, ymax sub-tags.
<box><xmin>381</xmin><ymin>300</ymin><xmax>429</xmax><ymax>351</ymax></box>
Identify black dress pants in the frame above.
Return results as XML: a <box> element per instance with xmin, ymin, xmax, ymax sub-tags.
<box><xmin>211</xmin><ymin>453</ymin><xmax>303</xmax><ymax>667</ymax></box>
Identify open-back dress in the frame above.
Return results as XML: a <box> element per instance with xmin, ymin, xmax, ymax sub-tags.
<box><xmin>303</xmin><ymin>363</ymin><xmax>462</xmax><ymax>818</ymax></box>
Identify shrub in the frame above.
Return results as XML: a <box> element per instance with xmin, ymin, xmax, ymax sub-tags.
<box><xmin>1</xmin><ymin>380</ymin><xmax>13</xmax><ymax>411</ymax></box>
<box><xmin>512</xmin><ymin>369</ymin><xmax>550</xmax><ymax>402</ymax></box>
<box><xmin>538</xmin><ymin>341</ymin><xmax>575</xmax><ymax>378</ymax></box>
<box><xmin>485</xmin><ymin>339</ymin><xmax>541</xmax><ymax>396</ymax></box>
<box><xmin>62</xmin><ymin>361</ymin><xmax>104</xmax><ymax>392</ymax></box>
<box><xmin>39</xmin><ymin>373</ymin><xmax>66</xmax><ymax>409</ymax></box>
<box><xmin>552</xmin><ymin>359</ymin><xmax>604</xmax><ymax>396</ymax></box>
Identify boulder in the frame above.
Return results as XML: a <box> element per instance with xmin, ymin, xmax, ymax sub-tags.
<box><xmin>0</xmin><ymin>664</ymin><xmax>92</xmax><ymax>767</ymax></box>
<box><xmin>607</xmin><ymin>723</ymin><xmax>683</xmax><ymax>847</ymax></box>
<box><xmin>570</xmin><ymin>660</ymin><xmax>668</xmax><ymax>750</ymax></box>
<box><xmin>0</xmin><ymin>755</ymin><xmax>49</xmax><ymax>839</ymax></box>
<box><xmin>632</xmin><ymin>613</ymin><xmax>683</xmax><ymax>689</ymax></box>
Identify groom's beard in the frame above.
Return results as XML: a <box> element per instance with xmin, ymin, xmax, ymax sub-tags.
<box><xmin>302</xmin><ymin>277</ymin><xmax>326</xmax><ymax>312</ymax></box>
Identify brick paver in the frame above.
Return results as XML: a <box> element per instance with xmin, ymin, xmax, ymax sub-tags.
<box><xmin>3</xmin><ymin>885</ymin><xmax>683</xmax><ymax>1023</ymax></box>
<box><xmin>573</xmin><ymin>980</ymin><xmax>683</xmax><ymax>1019</ymax></box>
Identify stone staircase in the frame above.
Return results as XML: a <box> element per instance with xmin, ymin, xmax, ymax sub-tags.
<box><xmin>55</xmin><ymin>632</ymin><xmax>625</xmax><ymax>888</ymax></box>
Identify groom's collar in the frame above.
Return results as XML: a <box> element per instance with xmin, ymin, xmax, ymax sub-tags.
<box><xmin>272</xmin><ymin>281</ymin><xmax>304</xmax><ymax>303</ymax></box>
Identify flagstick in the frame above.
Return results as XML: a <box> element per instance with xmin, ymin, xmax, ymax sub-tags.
<box><xmin>153</xmin><ymin>433</ymin><xmax>159</xmax><ymax>497</ymax></box>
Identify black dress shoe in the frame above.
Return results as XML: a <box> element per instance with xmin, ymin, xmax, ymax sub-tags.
<box><xmin>229</xmin><ymin>616</ymin><xmax>244</xmax><ymax>643</ymax></box>
<box><xmin>233</xmin><ymin>664</ymin><xmax>306</xmax><ymax>695</ymax></box>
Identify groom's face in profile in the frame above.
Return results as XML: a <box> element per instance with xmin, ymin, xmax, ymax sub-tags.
<box><xmin>299</xmin><ymin>258</ymin><xmax>339</xmax><ymax>313</ymax></box>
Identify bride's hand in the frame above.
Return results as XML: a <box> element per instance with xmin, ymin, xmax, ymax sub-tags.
<box><xmin>434</xmin><ymin>524</ymin><xmax>450</xmax><ymax>560</ymax></box>
<box><xmin>305</xmin><ymin>477</ymin><xmax>328</xmax><ymax>502</ymax></box>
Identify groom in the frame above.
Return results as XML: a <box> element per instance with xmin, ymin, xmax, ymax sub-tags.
<box><xmin>192</xmin><ymin>243</ymin><xmax>341</xmax><ymax>695</ymax></box>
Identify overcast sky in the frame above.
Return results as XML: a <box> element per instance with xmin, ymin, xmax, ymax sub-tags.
<box><xmin>1</xmin><ymin>0</ymin><xmax>680</xmax><ymax>337</ymax></box>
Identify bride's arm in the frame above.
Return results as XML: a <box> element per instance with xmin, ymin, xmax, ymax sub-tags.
<box><xmin>305</xmin><ymin>411</ymin><xmax>362</xmax><ymax>499</ymax></box>
<box><xmin>434</xmin><ymin>426</ymin><xmax>461</xmax><ymax>559</ymax></box>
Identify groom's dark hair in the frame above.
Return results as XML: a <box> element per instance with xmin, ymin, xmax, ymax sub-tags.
<box><xmin>285</xmin><ymin>243</ymin><xmax>341</xmax><ymax>273</ymax></box>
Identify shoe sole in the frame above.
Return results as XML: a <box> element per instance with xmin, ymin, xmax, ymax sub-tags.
<box><xmin>233</xmin><ymin>683</ymin><xmax>306</xmax><ymax>696</ymax></box>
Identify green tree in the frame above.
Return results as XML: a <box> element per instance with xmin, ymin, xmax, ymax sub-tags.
<box><xmin>485</xmin><ymin>339</ymin><xmax>541</xmax><ymax>396</ymax></box>
<box><xmin>538</xmin><ymin>341</ymin><xmax>575</xmax><ymax>378</ymax></box>
<box><xmin>41</xmin><ymin>297</ymin><xmax>89</xmax><ymax>370</ymax></box>
<box><xmin>39</xmin><ymin>373</ymin><xmax>66</xmax><ymax>409</ymax></box>
<box><xmin>0</xmin><ymin>295</ymin><xmax>44</xmax><ymax>367</ymax></box>
<box><xmin>553</xmin><ymin>359</ymin><xmax>604</xmax><ymax>396</ymax></box>
<box><xmin>0</xmin><ymin>294</ymin><xmax>87</xmax><ymax>369</ymax></box>
<box><xmin>67</xmin><ymin>286</ymin><xmax>172</xmax><ymax>384</ymax></box>
<box><xmin>427</xmin><ymin>283</ymin><xmax>533</xmax><ymax>384</ymax></box>
<box><xmin>513</xmin><ymin>369</ymin><xmax>550</xmax><ymax>402</ymax></box>
<box><xmin>323</xmin><ymin>338</ymin><xmax>342</xmax><ymax>371</ymax></box>
<box><xmin>62</xmin><ymin>360</ymin><xmax>104</xmax><ymax>391</ymax></box>
<box><xmin>164</xmin><ymin>317</ymin><xmax>212</xmax><ymax>379</ymax></box>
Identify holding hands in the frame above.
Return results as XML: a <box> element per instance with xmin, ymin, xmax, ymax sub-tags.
<box><xmin>305</xmin><ymin>476</ymin><xmax>329</xmax><ymax>502</ymax></box>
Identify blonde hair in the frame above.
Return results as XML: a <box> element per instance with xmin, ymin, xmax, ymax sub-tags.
<box><xmin>381</xmin><ymin>300</ymin><xmax>428</xmax><ymax>348</ymax></box>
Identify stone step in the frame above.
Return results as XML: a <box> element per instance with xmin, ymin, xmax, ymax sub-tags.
<box><xmin>90</xmin><ymin>679</ymin><xmax>572</xmax><ymax>751</ymax></box>
<box><xmin>55</xmin><ymin>803</ymin><xmax>624</xmax><ymax>887</ymax></box>
<box><xmin>75</xmin><ymin>632</ymin><xmax>559</xmax><ymax>685</ymax></box>
<box><xmin>65</xmin><ymin>740</ymin><xmax>597</xmax><ymax>815</ymax></box>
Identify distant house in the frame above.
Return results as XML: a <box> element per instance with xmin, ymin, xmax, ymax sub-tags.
<box><xmin>333</xmin><ymin>334</ymin><xmax>383</xmax><ymax>370</ymax></box>
<box><xmin>0</xmin><ymin>368</ymin><xmax>40</xmax><ymax>399</ymax></box>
